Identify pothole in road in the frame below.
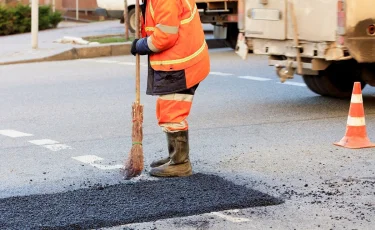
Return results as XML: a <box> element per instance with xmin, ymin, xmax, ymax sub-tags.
<box><xmin>0</xmin><ymin>173</ymin><xmax>283</xmax><ymax>229</ymax></box>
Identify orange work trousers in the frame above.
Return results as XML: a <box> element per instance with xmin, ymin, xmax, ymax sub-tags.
<box><xmin>156</xmin><ymin>84</ymin><xmax>198</xmax><ymax>132</ymax></box>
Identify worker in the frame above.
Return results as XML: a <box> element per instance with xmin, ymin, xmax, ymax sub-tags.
<box><xmin>131</xmin><ymin>0</ymin><xmax>210</xmax><ymax>177</ymax></box>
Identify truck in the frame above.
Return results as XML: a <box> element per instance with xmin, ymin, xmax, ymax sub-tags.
<box><xmin>96</xmin><ymin>0</ymin><xmax>139</xmax><ymax>32</ymax></box>
<box><xmin>235</xmin><ymin>0</ymin><xmax>375</xmax><ymax>98</ymax></box>
<box><xmin>96</xmin><ymin>0</ymin><xmax>242</xmax><ymax>49</ymax></box>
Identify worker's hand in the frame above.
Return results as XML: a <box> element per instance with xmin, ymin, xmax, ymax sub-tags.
<box><xmin>133</xmin><ymin>38</ymin><xmax>154</xmax><ymax>55</ymax></box>
<box><xmin>131</xmin><ymin>39</ymin><xmax>139</xmax><ymax>56</ymax></box>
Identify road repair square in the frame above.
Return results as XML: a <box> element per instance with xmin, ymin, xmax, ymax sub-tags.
<box><xmin>0</xmin><ymin>173</ymin><xmax>283</xmax><ymax>229</ymax></box>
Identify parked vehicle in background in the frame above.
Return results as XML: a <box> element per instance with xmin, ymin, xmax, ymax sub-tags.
<box><xmin>236</xmin><ymin>0</ymin><xmax>375</xmax><ymax>98</ymax></box>
<box><xmin>96</xmin><ymin>0</ymin><xmax>241</xmax><ymax>49</ymax></box>
<box><xmin>96</xmin><ymin>0</ymin><xmax>137</xmax><ymax>32</ymax></box>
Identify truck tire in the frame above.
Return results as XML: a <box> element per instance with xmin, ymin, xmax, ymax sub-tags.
<box><xmin>303</xmin><ymin>61</ymin><xmax>365</xmax><ymax>98</ymax></box>
<box><xmin>127</xmin><ymin>8</ymin><xmax>136</xmax><ymax>33</ymax></box>
<box><xmin>120</xmin><ymin>8</ymin><xmax>136</xmax><ymax>33</ymax></box>
<box><xmin>302</xmin><ymin>75</ymin><xmax>327</xmax><ymax>96</ymax></box>
<box><xmin>225</xmin><ymin>23</ymin><xmax>238</xmax><ymax>49</ymax></box>
<box><xmin>361</xmin><ymin>63</ymin><xmax>375</xmax><ymax>85</ymax></box>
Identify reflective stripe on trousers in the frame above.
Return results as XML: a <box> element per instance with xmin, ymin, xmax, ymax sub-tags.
<box><xmin>156</xmin><ymin>93</ymin><xmax>194</xmax><ymax>133</ymax></box>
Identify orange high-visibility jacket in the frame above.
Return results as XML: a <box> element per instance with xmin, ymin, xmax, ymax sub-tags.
<box><xmin>141</xmin><ymin>0</ymin><xmax>210</xmax><ymax>95</ymax></box>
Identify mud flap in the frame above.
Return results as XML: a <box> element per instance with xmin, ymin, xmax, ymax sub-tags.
<box><xmin>235</xmin><ymin>32</ymin><xmax>248</xmax><ymax>60</ymax></box>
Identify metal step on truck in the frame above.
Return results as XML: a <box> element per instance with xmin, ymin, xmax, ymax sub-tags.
<box><xmin>235</xmin><ymin>0</ymin><xmax>375</xmax><ymax>98</ymax></box>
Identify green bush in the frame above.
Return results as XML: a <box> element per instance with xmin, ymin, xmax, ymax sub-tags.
<box><xmin>0</xmin><ymin>4</ymin><xmax>62</xmax><ymax>36</ymax></box>
<box><xmin>0</xmin><ymin>7</ymin><xmax>14</xmax><ymax>35</ymax></box>
<box><xmin>49</xmin><ymin>10</ymin><xmax>62</xmax><ymax>28</ymax></box>
<box><xmin>9</xmin><ymin>4</ymin><xmax>32</xmax><ymax>33</ymax></box>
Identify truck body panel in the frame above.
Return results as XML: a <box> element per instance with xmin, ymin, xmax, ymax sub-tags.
<box><xmin>244</xmin><ymin>0</ymin><xmax>337</xmax><ymax>42</ymax></box>
<box><xmin>285</xmin><ymin>1</ymin><xmax>337</xmax><ymax>42</ymax></box>
<box><xmin>244</xmin><ymin>0</ymin><xmax>286</xmax><ymax>40</ymax></box>
<box><xmin>241</xmin><ymin>0</ymin><xmax>375</xmax><ymax>63</ymax></box>
<box><xmin>237</xmin><ymin>0</ymin><xmax>375</xmax><ymax>97</ymax></box>
<box><xmin>345</xmin><ymin>0</ymin><xmax>375</xmax><ymax>63</ymax></box>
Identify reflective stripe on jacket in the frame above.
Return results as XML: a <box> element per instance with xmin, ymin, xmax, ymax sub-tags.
<box><xmin>144</xmin><ymin>0</ymin><xmax>209</xmax><ymax>72</ymax></box>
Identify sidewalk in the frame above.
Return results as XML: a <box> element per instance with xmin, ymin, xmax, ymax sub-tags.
<box><xmin>0</xmin><ymin>20</ymin><xmax>132</xmax><ymax>65</ymax></box>
<box><xmin>0</xmin><ymin>21</ymin><xmax>215</xmax><ymax>66</ymax></box>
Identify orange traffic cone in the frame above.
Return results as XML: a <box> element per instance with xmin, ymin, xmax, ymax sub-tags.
<box><xmin>334</xmin><ymin>82</ymin><xmax>375</xmax><ymax>149</ymax></box>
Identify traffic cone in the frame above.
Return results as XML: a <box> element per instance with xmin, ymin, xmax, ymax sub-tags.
<box><xmin>334</xmin><ymin>82</ymin><xmax>375</xmax><ymax>149</ymax></box>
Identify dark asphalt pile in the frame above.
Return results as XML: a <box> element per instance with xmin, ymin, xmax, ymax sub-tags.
<box><xmin>0</xmin><ymin>173</ymin><xmax>283</xmax><ymax>229</ymax></box>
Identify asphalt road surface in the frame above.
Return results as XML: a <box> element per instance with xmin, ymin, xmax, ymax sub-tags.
<box><xmin>0</xmin><ymin>48</ymin><xmax>374</xmax><ymax>229</ymax></box>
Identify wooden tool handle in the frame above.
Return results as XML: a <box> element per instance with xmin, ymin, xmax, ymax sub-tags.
<box><xmin>135</xmin><ymin>0</ymin><xmax>141</xmax><ymax>103</ymax></box>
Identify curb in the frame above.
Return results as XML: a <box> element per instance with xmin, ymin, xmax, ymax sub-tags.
<box><xmin>0</xmin><ymin>39</ymin><xmax>229</xmax><ymax>66</ymax></box>
<box><xmin>0</xmin><ymin>43</ymin><xmax>132</xmax><ymax>66</ymax></box>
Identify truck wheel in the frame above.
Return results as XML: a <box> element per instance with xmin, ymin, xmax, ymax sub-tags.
<box><xmin>128</xmin><ymin>8</ymin><xmax>136</xmax><ymax>33</ymax></box>
<box><xmin>361</xmin><ymin>63</ymin><xmax>375</xmax><ymax>85</ymax></box>
<box><xmin>225</xmin><ymin>23</ymin><xmax>238</xmax><ymax>49</ymax></box>
<box><xmin>302</xmin><ymin>75</ymin><xmax>327</xmax><ymax>96</ymax></box>
<box><xmin>303</xmin><ymin>61</ymin><xmax>365</xmax><ymax>98</ymax></box>
<box><xmin>120</xmin><ymin>8</ymin><xmax>136</xmax><ymax>33</ymax></box>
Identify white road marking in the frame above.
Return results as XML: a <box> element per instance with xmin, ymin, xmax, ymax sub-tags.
<box><xmin>79</xmin><ymin>59</ymin><xmax>148</xmax><ymax>67</ymax></box>
<box><xmin>43</xmin><ymin>144</ymin><xmax>73</xmax><ymax>152</ymax></box>
<box><xmin>99</xmin><ymin>209</ymin><xmax>247</xmax><ymax>229</ymax></box>
<box><xmin>209</xmin><ymin>72</ymin><xmax>234</xmax><ymax>76</ymax></box>
<box><xmin>127</xmin><ymin>173</ymin><xmax>159</xmax><ymax>181</ymax></box>
<box><xmin>29</xmin><ymin>139</ymin><xmax>59</xmax><ymax>145</ymax></box>
<box><xmin>91</xmin><ymin>163</ymin><xmax>123</xmax><ymax>170</ymax></box>
<box><xmin>118</xmin><ymin>62</ymin><xmax>136</xmax><ymax>66</ymax></box>
<box><xmin>0</xmin><ymin>130</ymin><xmax>33</xmax><ymax>138</ymax></box>
<box><xmin>29</xmin><ymin>139</ymin><xmax>73</xmax><ymax>152</ymax></box>
<box><xmin>239</xmin><ymin>76</ymin><xmax>272</xmax><ymax>81</ymax></box>
<box><xmin>118</xmin><ymin>62</ymin><xmax>147</xmax><ymax>67</ymax></box>
<box><xmin>96</xmin><ymin>60</ymin><xmax>119</xmax><ymax>64</ymax></box>
<box><xmin>226</xmin><ymin>209</ymin><xmax>240</xmax><ymax>213</ymax></box>
<box><xmin>72</xmin><ymin>155</ymin><xmax>103</xmax><ymax>163</ymax></box>
<box><xmin>210</xmin><ymin>211</ymin><xmax>251</xmax><ymax>223</ymax></box>
<box><xmin>72</xmin><ymin>155</ymin><xmax>123</xmax><ymax>170</ymax></box>
<box><xmin>278</xmin><ymin>82</ymin><xmax>306</xmax><ymax>87</ymax></box>
<box><xmin>77</xmin><ymin>59</ymin><xmax>94</xmax><ymax>62</ymax></box>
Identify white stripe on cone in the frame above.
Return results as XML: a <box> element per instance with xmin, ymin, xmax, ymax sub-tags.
<box><xmin>347</xmin><ymin>116</ymin><xmax>366</xmax><ymax>126</ymax></box>
<box><xmin>351</xmin><ymin>94</ymin><xmax>363</xmax><ymax>103</ymax></box>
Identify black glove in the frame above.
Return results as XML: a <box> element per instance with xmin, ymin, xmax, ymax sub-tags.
<box><xmin>131</xmin><ymin>39</ymin><xmax>139</xmax><ymax>56</ymax></box>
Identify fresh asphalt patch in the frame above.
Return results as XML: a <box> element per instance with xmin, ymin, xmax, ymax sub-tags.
<box><xmin>0</xmin><ymin>173</ymin><xmax>283</xmax><ymax>229</ymax></box>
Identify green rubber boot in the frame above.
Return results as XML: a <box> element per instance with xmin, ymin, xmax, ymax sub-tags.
<box><xmin>149</xmin><ymin>132</ymin><xmax>174</xmax><ymax>168</ymax></box>
<box><xmin>149</xmin><ymin>130</ymin><xmax>192</xmax><ymax>177</ymax></box>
